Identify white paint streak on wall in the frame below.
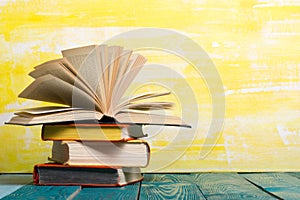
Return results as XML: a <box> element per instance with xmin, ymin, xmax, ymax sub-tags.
<box><xmin>0</xmin><ymin>113</ymin><xmax>14</xmax><ymax>126</ymax></box>
<box><xmin>277</xmin><ymin>124</ymin><xmax>300</xmax><ymax>145</ymax></box>
<box><xmin>225</xmin><ymin>82</ymin><xmax>300</xmax><ymax>95</ymax></box>
<box><xmin>24</xmin><ymin>128</ymin><xmax>33</xmax><ymax>149</ymax></box>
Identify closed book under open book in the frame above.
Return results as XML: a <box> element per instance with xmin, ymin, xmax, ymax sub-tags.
<box><xmin>41</xmin><ymin>123</ymin><xmax>146</xmax><ymax>141</ymax></box>
<box><xmin>50</xmin><ymin>140</ymin><xmax>150</xmax><ymax>167</ymax></box>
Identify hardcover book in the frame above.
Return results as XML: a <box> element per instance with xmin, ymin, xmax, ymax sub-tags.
<box><xmin>49</xmin><ymin>140</ymin><xmax>150</xmax><ymax>167</ymax></box>
<box><xmin>33</xmin><ymin>163</ymin><xmax>143</xmax><ymax>186</ymax></box>
<box><xmin>41</xmin><ymin>123</ymin><xmax>146</xmax><ymax>141</ymax></box>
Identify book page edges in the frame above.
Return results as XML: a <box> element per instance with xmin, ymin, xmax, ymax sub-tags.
<box><xmin>115</xmin><ymin>111</ymin><xmax>191</xmax><ymax>128</ymax></box>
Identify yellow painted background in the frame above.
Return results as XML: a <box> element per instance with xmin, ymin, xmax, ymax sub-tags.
<box><xmin>1</xmin><ymin>0</ymin><xmax>300</xmax><ymax>172</ymax></box>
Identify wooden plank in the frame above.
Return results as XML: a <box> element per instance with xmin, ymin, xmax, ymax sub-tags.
<box><xmin>139</xmin><ymin>174</ymin><xmax>206</xmax><ymax>200</ymax></box>
<box><xmin>265</xmin><ymin>186</ymin><xmax>300</xmax><ymax>200</ymax></box>
<box><xmin>1</xmin><ymin>184</ymin><xmax>80</xmax><ymax>200</ymax></box>
<box><xmin>241</xmin><ymin>173</ymin><xmax>300</xmax><ymax>188</ymax></box>
<box><xmin>241</xmin><ymin>173</ymin><xmax>300</xmax><ymax>200</ymax></box>
<box><xmin>142</xmin><ymin>173</ymin><xmax>196</xmax><ymax>183</ymax></box>
<box><xmin>0</xmin><ymin>174</ymin><xmax>32</xmax><ymax>199</ymax></box>
<box><xmin>72</xmin><ymin>183</ymin><xmax>140</xmax><ymax>200</ymax></box>
<box><xmin>286</xmin><ymin>172</ymin><xmax>300</xmax><ymax>180</ymax></box>
<box><xmin>193</xmin><ymin>173</ymin><xmax>275</xmax><ymax>200</ymax></box>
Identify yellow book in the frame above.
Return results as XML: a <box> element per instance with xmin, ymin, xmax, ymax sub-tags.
<box><xmin>41</xmin><ymin>123</ymin><xmax>145</xmax><ymax>141</ymax></box>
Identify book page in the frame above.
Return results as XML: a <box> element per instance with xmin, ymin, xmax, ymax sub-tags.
<box><xmin>106</xmin><ymin>46</ymin><xmax>123</xmax><ymax>114</ymax></box>
<box><xmin>113</xmin><ymin>91</ymin><xmax>172</xmax><ymax>114</ymax></box>
<box><xmin>33</xmin><ymin>58</ymin><xmax>62</xmax><ymax>69</ymax></box>
<box><xmin>7</xmin><ymin>109</ymin><xmax>104</xmax><ymax>125</ymax></box>
<box><xmin>121</xmin><ymin>102</ymin><xmax>174</xmax><ymax>110</ymax></box>
<box><xmin>61</xmin><ymin>57</ymin><xmax>103</xmax><ymax>110</ymax></box>
<box><xmin>108</xmin><ymin>49</ymin><xmax>132</xmax><ymax>113</ymax></box>
<box><xmin>97</xmin><ymin>45</ymin><xmax>109</xmax><ymax>112</ymax></box>
<box><xmin>61</xmin><ymin>45</ymin><xmax>96</xmax><ymax>70</ymax></box>
<box><xmin>19</xmin><ymin>74</ymin><xmax>102</xmax><ymax>111</ymax></box>
<box><xmin>108</xmin><ymin>46</ymin><xmax>123</xmax><ymax>91</ymax></box>
<box><xmin>30</xmin><ymin>60</ymin><xmax>69</xmax><ymax>80</ymax></box>
<box><xmin>63</xmin><ymin>45</ymin><xmax>112</xmax><ymax>112</ymax></box>
<box><xmin>30</xmin><ymin>61</ymin><xmax>94</xmax><ymax>98</ymax></box>
<box><xmin>114</xmin><ymin>111</ymin><xmax>190</xmax><ymax>127</ymax></box>
<box><xmin>115</xmin><ymin>49</ymin><xmax>132</xmax><ymax>84</ymax></box>
<box><xmin>77</xmin><ymin>47</ymin><xmax>107</xmax><ymax>109</ymax></box>
<box><xmin>111</xmin><ymin>54</ymin><xmax>147</xmax><ymax>108</ymax></box>
<box><xmin>62</xmin><ymin>45</ymin><xmax>147</xmax><ymax>116</ymax></box>
<box><xmin>31</xmin><ymin>58</ymin><xmax>103</xmax><ymax>111</ymax></box>
<box><xmin>34</xmin><ymin>57</ymin><xmax>90</xmax><ymax>83</ymax></box>
<box><xmin>17</xmin><ymin>106</ymin><xmax>75</xmax><ymax>114</ymax></box>
<box><xmin>113</xmin><ymin>49</ymin><xmax>132</xmax><ymax>89</ymax></box>
<box><xmin>62</xmin><ymin>45</ymin><xmax>104</xmax><ymax>106</ymax></box>
<box><xmin>92</xmin><ymin>45</ymin><xmax>107</xmax><ymax>112</ymax></box>
<box><xmin>102</xmin><ymin>46</ymin><xmax>115</xmax><ymax>112</ymax></box>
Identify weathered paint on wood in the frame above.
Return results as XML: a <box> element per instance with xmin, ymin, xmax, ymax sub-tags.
<box><xmin>287</xmin><ymin>172</ymin><xmax>300</xmax><ymax>180</ymax></box>
<box><xmin>241</xmin><ymin>173</ymin><xmax>300</xmax><ymax>200</ymax></box>
<box><xmin>139</xmin><ymin>174</ymin><xmax>206</xmax><ymax>200</ymax></box>
<box><xmin>1</xmin><ymin>184</ymin><xmax>80</xmax><ymax>200</ymax></box>
<box><xmin>0</xmin><ymin>174</ymin><xmax>32</xmax><ymax>199</ymax></box>
<box><xmin>73</xmin><ymin>183</ymin><xmax>140</xmax><ymax>200</ymax></box>
<box><xmin>3</xmin><ymin>173</ymin><xmax>300</xmax><ymax>199</ymax></box>
<box><xmin>193</xmin><ymin>173</ymin><xmax>275</xmax><ymax>200</ymax></box>
<box><xmin>142</xmin><ymin>173</ymin><xmax>195</xmax><ymax>183</ymax></box>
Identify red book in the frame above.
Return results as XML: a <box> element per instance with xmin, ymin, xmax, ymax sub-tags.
<box><xmin>33</xmin><ymin>163</ymin><xmax>143</xmax><ymax>186</ymax></box>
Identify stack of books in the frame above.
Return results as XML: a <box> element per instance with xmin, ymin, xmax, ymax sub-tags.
<box><xmin>34</xmin><ymin>122</ymin><xmax>149</xmax><ymax>186</ymax></box>
<box><xmin>6</xmin><ymin>44</ymin><xmax>189</xmax><ymax>186</ymax></box>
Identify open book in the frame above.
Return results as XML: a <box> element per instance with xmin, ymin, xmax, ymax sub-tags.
<box><xmin>7</xmin><ymin>45</ymin><xmax>189</xmax><ymax>127</ymax></box>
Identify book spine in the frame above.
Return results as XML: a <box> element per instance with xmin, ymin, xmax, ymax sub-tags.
<box><xmin>33</xmin><ymin>165</ymin><xmax>39</xmax><ymax>185</ymax></box>
<box><xmin>145</xmin><ymin>142</ymin><xmax>151</xmax><ymax>167</ymax></box>
<box><xmin>41</xmin><ymin>125</ymin><xmax>46</xmax><ymax>141</ymax></box>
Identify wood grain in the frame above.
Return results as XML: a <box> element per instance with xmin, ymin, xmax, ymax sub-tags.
<box><xmin>3</xmin><ymin>173</ymin><xmax>300</xmax><ymax>199</ymax></box>
<box><xmin>73</xmin><ymin>183</ymin><xmax>140</xmax><ymax>200</ymax></box>
<box><xmin>139</xmin><ymin>174</ymin><xmax>206</xmax><ymax>200</ymax></box>
<box><xmin>193</xmin><ymin>173</ymin><xmax>274</xmax><ymax>200</ymax></box>
<box><xmin>1</xmin><ymin>184</ymin><xmax>80</xmax><ymax>200</ymax></box>
<box><xmin>0</xmin><ymin>174</ymin><xmax>32</xmax><ymax>199</ymax></box>
<box><xmin>287</xmin><ymin>172</ymin><xmax>300</xmax><ymax>180</ymax></box>
<box><xmin>142</xmin><ymin>173</ymin><xmax>195</xmax><ymax>183</ymax></box>
<box><xmin>241</xmin><ymin>173</ymin><xmax>300</xmax><ymax>200</ymax></box>
<box><xmin>241</xmin><ymin>173</ymin><xmax>300</xmax><ymax>188</ymax></box>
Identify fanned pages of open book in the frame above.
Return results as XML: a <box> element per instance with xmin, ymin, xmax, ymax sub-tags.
<box><xmin>6</xmin><ymin>44</ymin><xmax>190</xmax><ymax>127</ymax></box>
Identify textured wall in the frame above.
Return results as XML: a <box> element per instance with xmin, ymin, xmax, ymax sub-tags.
<box><xmin>0</xmin><ymin>0</ymin><xmax>300</xmax><ymax>172</ymax></box>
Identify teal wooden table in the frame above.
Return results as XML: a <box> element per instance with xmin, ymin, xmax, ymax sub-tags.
<box><xmin>1</xmin><ymin>173</ymin><xmax>300</xmax><ymax>199</ymax></box>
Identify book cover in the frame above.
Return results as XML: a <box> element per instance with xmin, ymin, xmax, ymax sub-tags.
<box><xmin>33</xmin><ymin>163</ymin><xmax>143</xmax><ymax>186</ymax></box>
<box><xmin>41</xmin><ymin>123</ymin><xmax>146</xmax><ymax>141</ymax></box>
